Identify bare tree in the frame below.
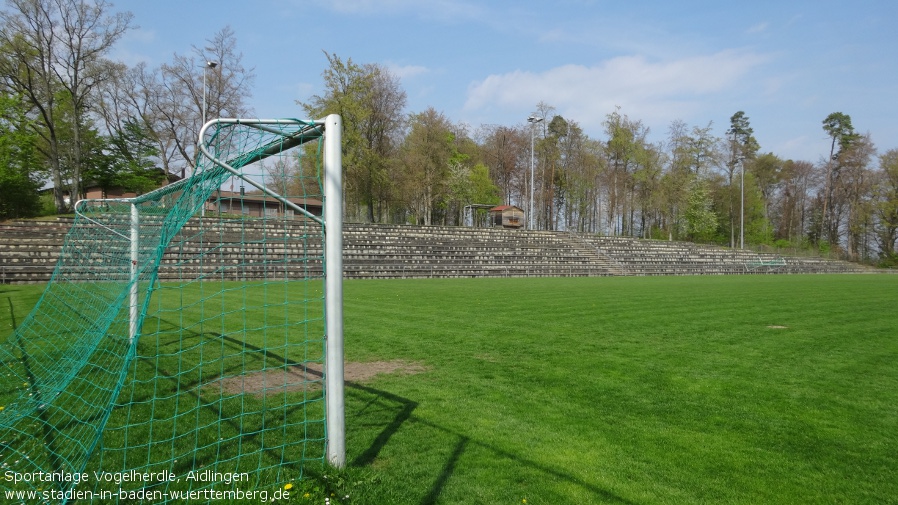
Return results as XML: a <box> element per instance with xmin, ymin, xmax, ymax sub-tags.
<box><xmin>155</xmin><ymin>26</ymin><xmax>254</xmax><ymax>177</ymax></box>
<box><xmin>775</xmin><ymin>159</ymin><xmax>815</xmax><ymax>244</ymax></box>
<box><xmin>96</xmin><ymin>61</ymin><xmax>178</xmax><ymax>173</ymax></box>
<box><xmin>477</xmin><ymin>124</ymin><xmax>527</xmax><ymax>208</ymax></box>
<box><xmin>874</xmin><ymin>149</ymin><xmax>898</xmax><ymax>262</ymax></box>
<box><xmin>821</xmin><ymin>112</ymin><xmax>859</xmax><ymax>244</ymax></box>
<box><xmin>834</xmin><ymin>133</ymin><xmax>875</xmax><ymax>259</ymax></box>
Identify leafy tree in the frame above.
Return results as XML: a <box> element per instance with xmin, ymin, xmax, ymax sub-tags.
<box><xmin>398</xmin><ymin>107</ymin><xmax>456</xmax><ymax>225</ymax></box>
<box><xmin>83</xmin><ymin>118</ymin><xmax>163</xmax><ymax>197</ymax></box>
<box><xmin>748</xmin><ymin>152</ymin><xmax>783</xmax><ymax>242</ymax></box>
<box><xmin>469</xmin><ymin>163</ymin><xmax>501</xmax><ymax>205</ymax></box>
<box><xmin>300</xmin><ymin>52</ymin><xmax>406</xmax><ymax>222</ymax></box>
<box><xmin>0</xmin><ymin>0</ymin><xmax>132</xmax><ymax>211</ymax></box>
<box><xmin>683</xmin><ymin>177</ymin><xmax>717</xmax><ymax>242</ymax></box>
<box><xmin>563</xmin><ymin>135</ymin><xmax>605</xmax><ymax>233</ymax></box>
<box><xmin>662</xmin><ymin>120</ymin><xmax>721</xmax><ymax>241</ymax></box>
<box><xmin>0</xmin><ymin>92</ymin><xmax>41</xmax><ymax>218</ymax></box>
<box><xmin>603</xmin><ymin>108</ymin><xmax>650</xmax><ymax>235</ymax></box>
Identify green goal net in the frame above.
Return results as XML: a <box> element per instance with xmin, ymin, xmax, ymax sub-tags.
<box><xmin>0</xmin><ymin>116</ymin><xmax>344</xmax><ymax>503</ymax></box>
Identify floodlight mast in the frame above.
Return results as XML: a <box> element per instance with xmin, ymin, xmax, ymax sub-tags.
<box><xmin>202</xmin><ymin>61</ymin><xmax>219</xmax><ymax>126</ymax></box>
<box><xmin>730</xmin><ymin>130</ymin><xmax>746</xmax><ymax>250</ymax></box>
<box><xmin>527</xmin><ymin>115</ymin><xmax>544</xmax><ymax>230</ymax></box>
<box><xmin>739</xmin><ymin>153</ymin><xmax>746</xmax><ymax>250</ymax></box>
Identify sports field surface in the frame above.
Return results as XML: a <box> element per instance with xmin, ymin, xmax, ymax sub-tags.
<box><xmin>2</xmin><ymin>274</ymin><xmax>896</xmax><ymax>504</ymax></box>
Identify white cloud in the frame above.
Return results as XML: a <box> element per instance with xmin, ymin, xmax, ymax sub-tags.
<box><xmin>464</xmin><ymin>49</ymin><xmax>769</xmax><ymax>129</ymax></box>
<box><xmin>386</xmin><ymin>63</ymin><xmax>431</xmax><ymax>80</ymax></box>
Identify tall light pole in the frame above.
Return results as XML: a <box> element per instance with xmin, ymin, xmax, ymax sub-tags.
<box><xmin>527</xmin><ymin>115</ymin><xmax>543</xmax><ymax>230</ymax></box>
<box><xmin>191</xmin><ymin>61</ymin><xmax>219</xmax><ymax>179</ymax></box>
<box><xmin>740</xmin><ymin>154</ymin><xmax>745</xmax><ymax>249</ymax></box>
<box><xmin>202</xmin><ymin>61</ymin><xmax>218</xmax><ymax>126</ymax></box>
<box><xmin>730</xmin><ymin>130</ymin><xmax>746</xmax><ymax>250</ymax></box>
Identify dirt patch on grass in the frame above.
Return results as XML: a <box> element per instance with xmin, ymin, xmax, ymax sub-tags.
<box><xmin>209</xmin><ymin>360</ymin><xmax>427</xmax><ymax>397</ymax></box>
<box><xmin>766</xmin><ymin>325</ymin><xmax>788</xmax><ymax>329</ymax></box>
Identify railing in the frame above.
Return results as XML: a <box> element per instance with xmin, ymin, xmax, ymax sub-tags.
<box><xmin>743</xmin><ymin>255</ymin><xmax>788</xmax><ymax>273</ymax></box>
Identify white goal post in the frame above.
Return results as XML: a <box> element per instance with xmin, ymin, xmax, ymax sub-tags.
<box><xmin>196</xmin><ymin>114</ymin><xmax>346</xmax><ymax>467</ymax></box>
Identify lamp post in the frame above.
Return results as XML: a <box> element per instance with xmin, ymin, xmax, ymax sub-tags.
<box><xmin>192</xmin><ymin>61</ymin><xmax>219</xmax><ymax>180</ymax></box>
<box><xmin>730</xmin><ymin>130</ymin><xmax>746</xmax><ymax>250</ymax></box>
<box><xmin>527</xmin><ymin>115</ymin><xmax>543</xmax><ymax>230</ymax></box>
<box><xmin>202</xmin><ymin>61</ymin><xmax>218</xmax><ymax>126</ymax></box>
<box><xmin>740</xmin><ymin>154</ymin><xmax>745</xmax><ymax>249</ymax></box>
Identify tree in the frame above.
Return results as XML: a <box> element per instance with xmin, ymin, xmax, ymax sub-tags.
<box><xmin>724</xmin><ymin>111</ymin><xmax>759</xmax><ymax>247</ymax></box>
<box><xmin>683</xmin><ymin>177</ymin><xmax>717</xmax><ymax>242</ymax></box>
<box><xmin>398</xmin><ymin>107</ymin><xmax>456</xmax><ymax>225</ymax></box>
<box><xmin>662</xmin><ymin>120</ymin><xmax>721</xmax><ymax>241</ymax></box>
<box><xmin>661</xmin><ymin>120</ymin><xmax>693</xmax><ymax>240</ymax></box>
<box><xmin>748</xmin><ymin>152</ymin><xmax>783</xmax><ymax>243</ymax></box>
<box><xmin>0</xmin><ymin>92</ymin><xmax>41</xmax><ymax>218</ymax></box>
<box><xmin>603</xmin><ymin>107</ymin><xmax>649</xmax><ymax>236</ymax></box>
<box><xmin>835</xmin><ymin>134</ymin><xmax>875</xmax><ymax>259</ymax></box>
<box><xmin>478</xmin><ymin>124</ymin><xmax>527</xmax><ymax>208</ymax></box>
<box><xmin>95</xmin><ymin>61</ymin><xmax>169</xmax><ymax>176</ymax></box>
<box><xmin>155</xmin><ymin>26</ymin><xmax>254</xmax><ymax>177</ymax></box>
<box><xmin>0</xmin><ymin>0</ymin><xmax>132</xmax><ymax>211</ymax></box>
<box><xmin>82</xmin><ymin>118</ymin><xmax>163</xmax><ymax>197</ymax></box>
<box><xmin>469</xmin><ymin>163</ymin><xmax>501</xmax><ymax>205</ymax></box>
<box><xmin>632</xmin><ymin>143</ymin><xmax>663</xmax><ymax>238</ymax></box>
<box><xmin>775</xmin><ymin>159</ymin><xmax>815</xmax><ymax>244</ymax></box>
<box><xmin>874</xmin><ymin>149</ymin><xmax>898</xmax><ymax>264</ymax></box>
<box><xmin>821</xmin><ymin>112</ymin><xmax>859</xmax><ymax>244</ymax></box>
<box><xmin>300</xmin><ymin>52</ymin><xmax>406</xmax><ymax>222</ymax></box>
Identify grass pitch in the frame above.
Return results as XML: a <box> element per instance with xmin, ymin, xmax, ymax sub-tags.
<box><xmin>2</xmin><ymin>274</ymin><xmax>897</xmax><ymax>504</ymax></box>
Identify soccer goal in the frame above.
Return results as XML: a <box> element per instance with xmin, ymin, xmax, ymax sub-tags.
<box><xmin>0</xmin><ymin>115</ymin><xmax>344</xmax><ymax>501</ymax></box>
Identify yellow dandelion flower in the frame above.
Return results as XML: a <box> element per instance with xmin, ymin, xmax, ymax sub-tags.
<box><xmin>284</xmin><ymin>483</ymin><xmax>293</xmax><ymax>490</ymax></box>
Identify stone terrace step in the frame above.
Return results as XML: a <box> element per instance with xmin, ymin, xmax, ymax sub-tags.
<box><xmin>0</xmin><ymin>218</ymin><xmax>875</xmax><ymax>283</ymax></box>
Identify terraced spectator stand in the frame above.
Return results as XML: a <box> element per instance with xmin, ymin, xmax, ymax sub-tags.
<box><xmin>0</xmin><ymin>218</ymin><xmax>874</xmax><ymax>284</ymax></box>
<box><xmin>565</xmin><ymin>234</ymin><xmax>869</xmax><ymax>276</ymax></box>
<box><xmin>342</xmin><ymin>224</ymin><xmax>616</xmax><ymax>279</ymax></box>
<box><xmin>0</xmin><ymin>220</ymin><xmax>66</xmax><ymax>283</ymax></box>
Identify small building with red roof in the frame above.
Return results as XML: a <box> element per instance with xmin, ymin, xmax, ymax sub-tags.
<box><xmin>489</xmin><ymin>205</ymin><xmax>525</xmax><ymax>229</ymax></box>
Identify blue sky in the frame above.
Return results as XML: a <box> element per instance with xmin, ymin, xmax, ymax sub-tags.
<box><xmin>114</xmin><ymin>0</ymin><xmax>898</xmax><ymax>163</ymax></box>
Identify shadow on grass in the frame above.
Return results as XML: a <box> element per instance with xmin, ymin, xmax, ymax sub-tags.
<box><xmin>102</xmin><ymin>323</ymin><xmax>322</xmax><ymax>479</ymax></box>
<box><xmin>135</xmin><ymin>315</ymin><xmax>632</xmax><ymax>503</ymax></box>
<box><xmin>347</xmin><ymin>381</ymin><xmax>634</xmax><ymax>505</ymax></box>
